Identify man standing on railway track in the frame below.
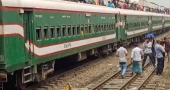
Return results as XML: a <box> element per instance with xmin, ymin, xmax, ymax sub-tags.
<box><xmin>116</xmin><ymin>43</ymin><xmax>128</xmax><ymax>78</ymax></box>
<box><xmin>163</xmin><ymin>37</ymin><xmax>170</xmax><ymax>62</ymax></box>
<box><xmin>155</xmin><ymin>40</ymin><xmax>165</xmax><ymax>75</ymax></box>
<box><xmin>131</xmin><ymin>42</ymin><xmax>143</xmax><ymax>75</ymax></box>
<box><xmin>142</xmin><ymin>37</ymin><xmax>155</xmax><ymax>68</ymax></box>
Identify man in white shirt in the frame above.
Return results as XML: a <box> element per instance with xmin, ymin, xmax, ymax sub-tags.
<box><xmin>142</xmin><ymin>39</ymin><xmax>154</xmax><ymax>68</ymax></box>
<box><xmin>131</xmin><ymin>42</ymin><xmax>144</xmax><ymax>74</ymax></box>
<box><xmin>116</xmin><ymin>44</ymin><xmax>128</xmax><ymax>78</ymax></box>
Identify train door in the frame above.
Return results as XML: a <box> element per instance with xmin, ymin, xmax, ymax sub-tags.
<box><xmin>120</xmin><ymin>15</ymin><xmax>126</xmax><ymax>39</ymax></box>
<box><xmin>116</xmin><ymin>13</ymin><xmax>121</xmax><ymax>41</ymax></box>
<box><xmin>116</xmin><ymin>13</ymin><xmax>126</xmax><ymax>41</ymax></box>
<box><xmin>148</xmin><ymin>16</ymin><xmax>152</xmax><ymax>32</ymax></box>
<box><xmin>162</xmin><ymin>16</ymin><xmax>165</xmax><ymax>30</ymax></box>
<box><xmin>17</xmin><ymin>11</ymin><xmax>35</xmax><ymax>89</ymax></box>
<box><xmin>23</xmin><ymin>11</ymin><xmax>34</xmax><ymax>63</ymax></box>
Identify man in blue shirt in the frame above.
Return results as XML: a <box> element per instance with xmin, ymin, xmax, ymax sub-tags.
<box><xmin>155</xmin><ymin>40</ymin><xmax>165</xmax><ymax>75</ymax></box>
<box><xmin>107</xmin><ymin>1</ymin><xmax>114</xmax><ymax>8</ymax></box>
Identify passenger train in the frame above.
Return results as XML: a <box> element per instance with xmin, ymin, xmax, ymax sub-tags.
<box><xmin>0</xmin><ymin>0</ymin><xmax>170</xmax><ymax>89</ymax></box>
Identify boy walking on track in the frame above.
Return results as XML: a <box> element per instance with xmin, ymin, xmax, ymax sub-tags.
<box><xmin>116</xmin><ymin>44</ymin><xmax>128</xmax><ymax>78</ymax></box>
<box><xmin>131</xmin><ymin>42</ymin><xmax>144</xmax><ymax>75</ymax></box>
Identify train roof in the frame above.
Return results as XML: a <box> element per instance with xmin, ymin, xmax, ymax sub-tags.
<box><xmin>2</xmin><ymin>0</ymin><xmax>170</xmax><ymax>17</ymax></box>
<box><xmin>2</xmin><ymin>0</ymin><xmax>119</xmax><ymax>14</ymax></box>
<box><xmin>118</xmin><ymin>9</ymin><xmax>149</xmax><ymax>16</ymax></box>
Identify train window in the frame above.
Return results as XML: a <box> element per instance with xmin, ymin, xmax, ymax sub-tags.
<box><xmin>95</xmin><ymin>25</ymin><xmax>98</xmax><ymax>32</ymax></box>
<box><xmin>106</xmin><ymin>24</ymin><xmax>108</xmax><ymax>31</ymax></box>
<box><xmin>56</xmin><ymin>26</ymin><xmax>61</xmax><ymax>37</ymax></box>
<box><xmin>44</xmin><ymin>26</ymin><xmax>48</xmax><ymax>40</ymax></box>
<box><xmin>112</xmin><ymin>24</ymin><xmax>114</xmax><ymax>30</ymax></box>
<box><xmin>85</xmin><ymin>25</ymin><xmax>88</xmax><ymax>34</ymax></box>
<box><xmin>81</xmin><ymin>25</ymin><xmax>84</xmax><ymax>35</ymax></box>
<box><xmin>107</xmin><ymin>24</ymin><xmax>109</xmax><ymax>30</ymax></box>
<box><xmin>77</xmin><ymin>26</ymin><xmax>80</xmax><ymax>35</ymax></box>
<box><xmin>98</xmin><ymin>25</ymin><xmax>101</xmax><ymax>32</ymax></box>
<box><xmin>89</xmin><ymin>25</ymin><xmax>91</xmax><ymax>33</ymax></box>
<box><xmin>73</xmin><ymin>26</ymin><xmax>76</xmax><ymax>36</ymax></box>
<box><xmin>108</xmin><ymin>24</ymin><xmax>110</xmax><ymax>30</ymax></box>
<box><xmin>101</xmin><ymin>24</ymin><xmax>103</xmax><ymax>31</ymax></box>
<box><xmin>104</xmin><ymin>24</ymin><xmax>106</xmax><ymax>31</ymax></box>
<box><xmin>91</xmin><ymin>24</ymin><xmax>94</xmax><ymax>33</ymax></box>
<box><xmin>36</xmin><ymin>27</ymin><xmax>42</xmax><ymax>40</ymax></box>
<box><xmin>62</xmin><ymin>26</ymin><xmax>66</xmax><ymax>37</ymax></box>
<box><xmin>111</xmin><ymin>24</ymin><xmax>114</xmax><ymax>30</ymax></box>
<box><xmin>50</xmin><ymin>27</ymin><xmax>55</xmax><ymax>39</ymax></box>
<box><xmin>68</xmin><ymin>25</ymin><xmax>71</xmax><ymax>36</ymax></box>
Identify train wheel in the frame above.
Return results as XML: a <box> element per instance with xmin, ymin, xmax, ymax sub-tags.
<box><xmin>16</xmin><ymin>73</ymin><xmax>27</xmax><ymax>90</ymax></box>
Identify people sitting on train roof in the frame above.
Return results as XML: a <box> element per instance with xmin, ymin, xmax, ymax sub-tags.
<box><xmin>64</xmin><ymin>0</ymin><xmax>169</xmax><ymax>14</ymax></box>
<box><xmin>107</xmin><ymin>1</ymin><xmax>114</xmax><ymax>8</ymax></box>
<box><xmin>121</xmin><ymin>2</ymin><xmax>127</xmax><ymax>9</ymax></box>
<box><xmin>85</xmin><ymin>0</ymin><xmax>93</xmax><ymax>4</ymax></box>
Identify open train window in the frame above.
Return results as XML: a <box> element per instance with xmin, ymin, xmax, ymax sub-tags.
<box><xmin>101</xmin><ymin>24</ymin><xmax>103</xmax><ymax>31</ymax></box>
<box><xmin>73</xmin><ymin>26</ymin><xmax>76</xmax><ymax>36</ymax></box>
<box><xmin>109</xmin><ymin>24</ymin><xmax>111</xmax><ymax>30</ymax></box>
<box><xmin>81</xmin><ymin>25</ymin><xmax>84</xmax><ymax>35</ymax></box>
<box><xmin>89</xmin><ymin>25</ymin><xmax>91</xmax><ymax>33</ymax></box>
<box><xmin>56</xmin><ymin>26</ymin><xmax>61</xmax><ymax>38</ymax></box>
<box><xmin>95</xmin><ymin>25</ymin><xmax>98</xmax><ymax>32</ymax></box>
<box><xmin>36</xmin><ymin>27</ymin><xmax>42</xmax><ymax>40</ymax></box>
<box><xmin>68</xmin><ymin>25</ymin><xmax>71</xmax><ymax>36</ymax></box>
<box><xmin>77</xmin><ymin>26</ymin><xmax>80</xmax><ymax>35</ymax></box>
<box><xmin>44</xmin><ymin>26</ymin><xmax>48</xmax><ymax>40</ymax></box>
<box><xmin>85</xmin><ymin>25</ymin><xmax>88</xmax><ymax>34</ymax></box>
<box><xmin>104</xmin><ymin>24</ymin><xmax>106</xmax><ymax>31</ymax></box>
<box><xmin>50</xmin><ymin>26</ymin><xmax>55</xmax><ymax>39</ymax></box>
<box><xmin>98</xmin><ymin>25</ymin><xmax>101</xmax><ymax>32</ymax></box>
<box><xmin>91</xmin><ymin>24</ymin><xmax>94</xmax><ymax>33</ymax></box>
<box><xmin>62</xmin><ymin>26</ymin><xmax>66</xmax><ymax>37</ymax></box>
<box><xmin>106</xmin><ymin>24</ymin><xmax>109</xmax><ymax>31</ymax></box>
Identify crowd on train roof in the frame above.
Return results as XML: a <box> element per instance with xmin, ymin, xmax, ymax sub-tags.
<box><xmin>64</xmin><ymin>0</ymin><xmax>170</xmax><ymax>14</ymax></box>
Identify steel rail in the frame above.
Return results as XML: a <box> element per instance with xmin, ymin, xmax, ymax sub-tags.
<box><xmin>91</xmin><ymin>63</ymin><xmax>132</xmax><ymax>90</ymax></box>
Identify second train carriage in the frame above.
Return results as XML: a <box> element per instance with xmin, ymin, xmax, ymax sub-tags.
<box><xmin>0</xmin><ymin>0</ymin><xmax>170</xmax><ymax>89</ymax></box>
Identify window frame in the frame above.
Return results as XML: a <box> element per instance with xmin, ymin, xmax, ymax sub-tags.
<box><xmin>56</xmin><ymin>26</ymin><xmax>61</xmax><ymax>38</ymax></box>
<box><xmin>43</xmin><ymin>26</ymin><xmax>49</xmax><ymax>40</ymax></box>
<box><xmin>72</xmin><ymin>25</ymin><xmax>76</xmax><ymax>36</ymax></box>
<box><xmin>85</xmin><ymin>24</ymin><xmax>88</xmax><ymax>34</ymax></box>
<box><xmin>62</xmin><ymin>25</ymin><xmax>66</xmax><ymax>37</ymax></box>
<box><xmin>77</xmin><ymin>25</ymin><xmax>80</xmax><ymax>35</ymax></box>
<box><xmin>88</xmin><ymin>24</ymin><xmax>91</xmax><ymax>34</ymax></box>
<box><xmin>36</xmin><ymin>26</ymin><xmax>42</xmax><ymax>41</ymax></box>
<box><xmin>67</xmin><ymin>25</ymin><xmax>72</xmax><ymax>36</ymax></box>
<box><xmin>81</xmin><ymin>25</ymin><xmax>84</xmax><ymax>35</ymax></box>
<box><xmin>50</xmin><ymin>26</ymin><xmax>55</xmax><ymax>39</ymax></box>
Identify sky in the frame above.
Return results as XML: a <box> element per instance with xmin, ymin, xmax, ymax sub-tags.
<box><xmin>147</xmin><ymin>0</ymin><xmax>170</xmax><ymax>8</ymax></box>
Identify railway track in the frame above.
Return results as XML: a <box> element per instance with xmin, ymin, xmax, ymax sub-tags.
<box><xmin>90</xmin><ymin>62</ymin><xmax>152</xmax><ymax>90</ymax></box>
<box><xmin>25</xmin><ymin>57</ymin><xmax>101</xmax><ymax>90</ymax></box>
<box><xmin>86</xmin><ymin>32</ymin><xmax>170</xmax><ymax>90</ymax></box>
<box><xmin>25</xmin><ymin>31</ymin><xmax>170</xmax><ymax>90</ymax></box>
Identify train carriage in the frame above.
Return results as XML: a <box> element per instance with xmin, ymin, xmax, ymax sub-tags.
<box><xmin>0</xmin><ymin>0</ymin><xmax>170</xmax><ymax>90</ymax></box>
